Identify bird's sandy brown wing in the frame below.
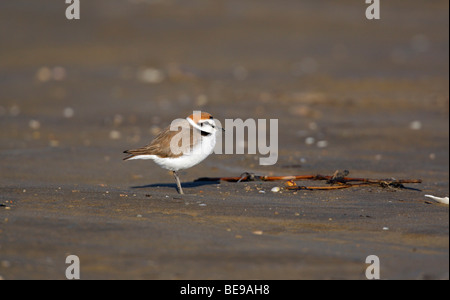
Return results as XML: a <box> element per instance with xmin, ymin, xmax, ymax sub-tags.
<box><xmin>123</xmin><ymin>119</ymin><xmax>199</xmax><ymax>160</ymax></box>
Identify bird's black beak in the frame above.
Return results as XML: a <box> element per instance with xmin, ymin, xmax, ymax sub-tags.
<box><xmin>212</xmin><ymin>124</ymin><xmax>225</xmax><ymax>132</ymax></box>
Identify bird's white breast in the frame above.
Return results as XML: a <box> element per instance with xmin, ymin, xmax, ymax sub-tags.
<box><xmin>129</xmin><ymin>133</ymin><xmax>217</xmax><ymax>172</ymax></box>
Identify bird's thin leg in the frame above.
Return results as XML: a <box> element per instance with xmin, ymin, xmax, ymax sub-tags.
<box><xmin>173</xmin><ymin>171</ymin><xmax>184</xmax><ymax>194</ymax></box>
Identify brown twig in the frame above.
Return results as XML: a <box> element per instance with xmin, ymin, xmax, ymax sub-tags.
<box><xmin>194</xmin><ymin>170</ymin><xmax>422</xmax><ymax>191</ymax></box>
<box><xmin>284</xmin><ymin>180</ymin><xmax>410</xmax><ymax>191</ymax></box>
<box><xmin>195</xmin><ymin>173</ymin><xmax>422</xmax><ymax>184</ymax></box>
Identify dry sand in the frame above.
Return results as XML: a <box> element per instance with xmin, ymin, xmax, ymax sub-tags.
<box><xmin>0</xmin><ymin>0</ymin><xmax>448</xmax><ymax>279</ymax></box>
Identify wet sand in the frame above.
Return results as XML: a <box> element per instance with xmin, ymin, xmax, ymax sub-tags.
<box><xmin>0</xmin><ymin>0</ymin><xmax>449</xmax><ymax>279</ymax></box>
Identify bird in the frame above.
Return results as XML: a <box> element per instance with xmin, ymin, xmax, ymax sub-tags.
<box><xmin>123</xmin><ymin>112</ymin><xmax>222</xmax><ymax>194</ymax></box>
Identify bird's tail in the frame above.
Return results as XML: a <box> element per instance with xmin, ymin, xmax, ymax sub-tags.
<box><xmin>123</xmin><ymin>150</ymin><xmax>134</xmax><ymax>161</ymax></box>
<box><xmin>123</xmin><ymin>147</ymin><xmax>152</xmax><ymax>160</ymax></box>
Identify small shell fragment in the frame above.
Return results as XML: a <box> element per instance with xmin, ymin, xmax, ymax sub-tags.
<box><xmin>409</xmin><ymin>120</ymin><xmax>422</xmax><ymax>130</ymax></box>
<box><xmin>425</xmin><ymin>195</ymin><xmax>449</xmax><ymax>205</ymax></box>
<box><xmin>317</xmin><ymin>140</ymin><xmax>328</xmax><ymax>148</ymax></box>
<box><xmin>29</xmin><ymin>120</ymin><xmax>41</xmax><ymax>130</ymax></box>
<box><xmin>109</xmin><ymin>130</ymin><xmax>121</xmax><ymax>140</ymax></box>
<box><xmin>271</xmin><ymin>187</ymin><xmax>281</xmax><ymax>193</ymax></box>
<box><xmin>285</xmin><ymin>180</ymin><xmax>298</xmax><ymax>189</ymax></box>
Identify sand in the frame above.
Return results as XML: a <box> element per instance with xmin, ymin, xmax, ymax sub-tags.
<box><xmin>0</xmin><ymin>0</ymin><xmax>448</xmax><ymax>279</ymax></box>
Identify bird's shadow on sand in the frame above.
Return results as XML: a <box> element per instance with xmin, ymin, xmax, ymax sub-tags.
<box><xmin>130</xmin><ymin>180</ymin><xmax>220</xmax><ymax>190</ymax></box>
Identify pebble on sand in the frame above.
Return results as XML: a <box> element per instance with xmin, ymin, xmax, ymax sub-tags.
<box><xmin>29</xmin><ymin>120</ymin><xmax>41</xmax><ymax>130</ymax></box>
<box><xmin>317</xmin><ymin>140</ymin><xmax>328</xmax><ymax>148</ymax></box>
<box><xmin>409</xmin><ymin>120</ymin><xmax>422</xmax><ymax>130</ymax></box>
<box><xmin>36</xmin><ymin>66</ymin><xmax>52</xmax><ymax>82</ymax></box>
<box><xmin>137</xmin><ymin>67</ymin><xmax>165</xmax><ymax>84</ymax></box>
<box><xmin>63</xmin><ymin>107</ymin><xmax>75</xmax><ymax>118</ymax></box>
<box><xmin>109</xmin><ymin>130</ymin><xmax>121</xmax><ymax>140</ymax></box>
<box><xmin>305</xmin><ymin>137</ymin><xmax>315</xmax><ymax>145</ymax></box>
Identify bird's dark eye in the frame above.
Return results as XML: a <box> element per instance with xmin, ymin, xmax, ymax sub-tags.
<box><xmin>200</xmin><ymin>123</ymin><xmax>204</xmax><ymax>126</ymax></box>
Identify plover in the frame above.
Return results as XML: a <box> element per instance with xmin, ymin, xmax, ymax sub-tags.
<box><xmin>123</xmin><ymin>112</ymin><xmax>221</xmax><ymax>194</ymax></box>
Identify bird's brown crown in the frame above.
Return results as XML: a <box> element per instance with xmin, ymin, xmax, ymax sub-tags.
<box><xmin>188</xmin><ymin>112</ymin><xmax>213</xmax><ymax>124</ymax></box>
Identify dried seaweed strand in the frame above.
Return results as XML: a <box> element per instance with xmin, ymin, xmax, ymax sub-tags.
<box><xmin>194</xmin><ymin>170</ymin><xmax>422</xmax><ymax>191</ymax></box>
